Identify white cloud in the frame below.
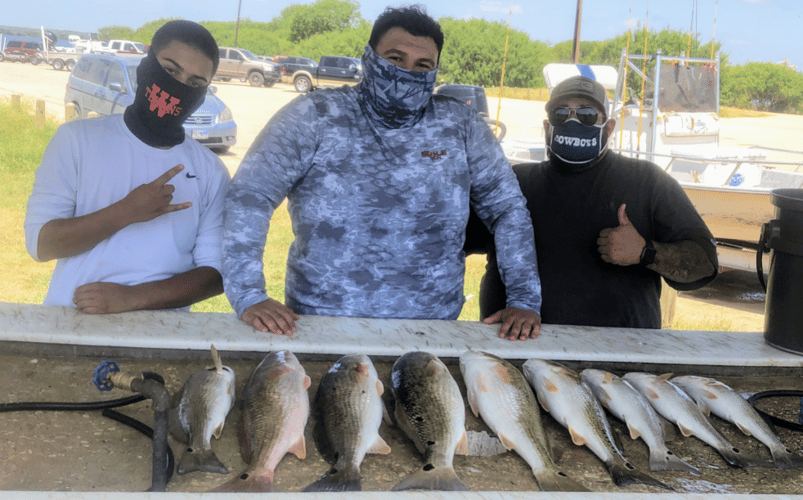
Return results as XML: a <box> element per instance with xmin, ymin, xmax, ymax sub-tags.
<box><xmin>479</xmin><ymin>2</ymin><xmax>524</xmax><ymax>15</ymax></box>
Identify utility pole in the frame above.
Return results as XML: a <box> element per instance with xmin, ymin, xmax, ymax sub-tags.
<box><xmin>234</xmin><ymin>0</ymin><xmax>242</xmax><ymax>47</ymax></box>
<box><xmin>572</xmin><ymin>0</ymin><xmax>583</xmax><ymax>63</ymax></box>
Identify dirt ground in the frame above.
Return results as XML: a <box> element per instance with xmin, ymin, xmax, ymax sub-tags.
<box><xmin>2</xmin><ymin>350</ymin><xmax>803</xmax><ymax>493</ymax></box>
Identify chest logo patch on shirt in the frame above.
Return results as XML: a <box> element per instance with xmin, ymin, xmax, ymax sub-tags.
<box><xmin>421</xmin><ymin>150</ymin><xmax>447</xmax><ymax>161</ymax></box>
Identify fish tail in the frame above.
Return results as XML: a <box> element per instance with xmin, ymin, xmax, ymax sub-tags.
<box><xmin>302</xmin><ymin>465</ymin><xmax>362</xmax><ymax>492</ymax></box>
<box><xmin>609</xmin><ymin>462</ymin><xmax>673</xmax><ymax>490</ymax></box>
<box><xmin>209</xmin><ymin>468</ymin><xmax>274</xmax><ymax>492</ymax></box>
<box><xmin>648</xmin><ymin>448</ymin><xmax>700</xmax><ymax>475</ymax></box>
<box><xmin>533</xmin><ymin>470</ymin><xmax>589</xmax><ymax>492</ymax></box>
<box><xmin>391</xmin><ymin>465</ymin><xmax>469</xmax><ymax>491</ymax></box>
<box><xmin>177</xmin><ymin>447</ymin><xmax>229</xmax><ymax>475</ymax></box>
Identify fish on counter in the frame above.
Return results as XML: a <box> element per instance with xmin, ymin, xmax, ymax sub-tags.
<box><xmin>672</xmin><ymin>375</ymin><xmax>803</xmax><ymax>469</ymax></box>
<box><xmin>304</xmin><ymin>354</ymin><xmax>392</xmax><ymax>492</ymax></box>
<box><xmin>459</xmin><ymin>351</ymin><xmax>588</xmax><ymax>492</ymax></box>
<box><xmin>623</xmin><ymin>372</ymin><xmax>766</xmax><ymax>469</ymax></box>
<box><xmin>169</xmin><ymin>344</ymin><xmax>236</xmax><ymax>475</ymax></box>
<box><xmin>580</xmin><ymin>368</ymin><xmax>699</xmax><ymax>475</ymax></box>
<box><xmin>522</xmin><ymin>359</ymin><xmax>671</xmax><ymax>490</ymax></box>
<box><xmin>391</xmin><ymin>351</ymin><xmax>470</xmax><ymax>491</ymax></box>
<box><xmin>211</xmin><ymin>350</ymin><xmax>311</xmax><ymax>492</ymax></box>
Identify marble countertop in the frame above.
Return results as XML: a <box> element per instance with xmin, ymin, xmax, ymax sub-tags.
<box><xmin>1</xmin><ymin>302</ymin><xmax>801</xmax><ymax>367</ymax></box>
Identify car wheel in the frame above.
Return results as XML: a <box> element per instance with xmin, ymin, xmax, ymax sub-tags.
<box><xmin>294</xmin><ymin>75</ymin><xmax>312</xmax><ymax>93</ymax></box>
<box><xmin>248</xmin><ymin>72</ymin><xmax>264</xmax><ymax>87</ymax></box>
<box><xmin>69</xmin><ymin>102</ymin><xmax>82</xmax><ymax>120</ymax></box>
<box><xmin>0</xmin><ymin>53</ymin><xmax>5</xmax><ymax>62</ymax></box>
<box><xmin>66</xmin><ymin>59</ymin><xmax>75</xmax><ymax>71</ymax></box>
<box><xmin>30</xmin><ymin>56</ymin><xmax>42</xmax><ymax>65</ymax></box>
<box><xmin>263</xmin><ymin>79</ymin><xmax>275</xmax><ymax>88</ymax></box>
<box><xmin>212</xmin><ymin>146</ymin><xmax>230</xmax><ymax>154</ymax></box>
<box><xmin>52</xmin><ymin>59</ymin><xmax>64</xmax><ymax>71</ymax></box>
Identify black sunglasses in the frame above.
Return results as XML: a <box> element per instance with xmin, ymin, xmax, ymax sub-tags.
<box><xmin>548</xmin><ymin>106</ymin><xmax>602</xmax><ymax>127</ymax></box>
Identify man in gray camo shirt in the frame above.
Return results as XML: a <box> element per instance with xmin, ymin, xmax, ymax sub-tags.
<box><xmin>222</xmin><ymin>5</ymin><xmax>542</xmax><ymax>341</ymax></box>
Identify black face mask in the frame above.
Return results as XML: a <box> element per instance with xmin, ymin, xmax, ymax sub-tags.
<box><xmin>124</xmin><ymin>51</ymin><xmax>207</xmax><ymax>148</ymax></box>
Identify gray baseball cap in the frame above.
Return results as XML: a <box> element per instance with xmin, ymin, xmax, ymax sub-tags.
<box><xmin>546</xmin><ymin>76</ymin><xmax>608</xmax><ymax>116</ymax></box>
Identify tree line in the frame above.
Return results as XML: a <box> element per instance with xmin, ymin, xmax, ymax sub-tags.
<box><xmin>89</xmin><ymin>0</ymin><xmax>803</xmax><ymax>115</ymax></box>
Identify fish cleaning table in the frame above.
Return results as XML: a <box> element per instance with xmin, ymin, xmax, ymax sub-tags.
<box><xmin>2</xmin><ymin>302</ymin><xmax>803</xmax><ymax>499</ymax></box>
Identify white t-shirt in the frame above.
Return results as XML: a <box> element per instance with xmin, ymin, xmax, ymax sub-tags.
<box><xmin>25</xmin><ymin>114</ymin><xmax>230</xmax><ymax>307</ymax></box>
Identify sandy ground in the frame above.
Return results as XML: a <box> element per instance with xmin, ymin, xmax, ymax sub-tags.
<box><xmin>0</xmin><ymin>59</ymin><xmax>800</xmax><ymax>495</ymax></box>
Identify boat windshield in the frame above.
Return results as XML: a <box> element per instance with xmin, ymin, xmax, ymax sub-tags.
<box><xmin>647</xmin><ymin>62</ymin><xmax>718</xmax><ymax>113</ymax></box>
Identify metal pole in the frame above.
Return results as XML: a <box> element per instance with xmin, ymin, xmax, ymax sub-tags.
<box><xmin>572</xmin><ymin>0</ymin><xmax>583</xmax><ymax>63</ymax></box>
<box><xmin>234</xmin><ymin>0</ymin><xmax>243</xmax><ymax>48</ymax></box>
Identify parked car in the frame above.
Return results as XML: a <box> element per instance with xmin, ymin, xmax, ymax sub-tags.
<box><xmin>435</xmin><ymin>84</ymin><xmax>506</xmax><ymax>141</ymax></box>
<box><xmin>216</xmin><ymin>47</ymin><xmax>281</xmax><ymax>87</ymax></box>
<box><xmin>288</xmin><ymin>55</ymin><xmax>362</xmax><ymax>93</ymax></box>
<box><xmin>65</xmin><ymin>53</ymin><xmax>237</xmax><ymax>153</ymax></box>
<box><xmin>275</xmin><ymin>56</ymin><xmax>317</xmax><ymax>77</ymax></box>
<box><xmin>1</xmin><ymin>40</ymin><xmax>43</xmax><ymax>64</ymax></box>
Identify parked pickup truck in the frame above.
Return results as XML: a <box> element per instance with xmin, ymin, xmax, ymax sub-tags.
<box><xmin>287</xmin><ymin>55</ymin><xmax>362</xmax><ymax>93</ymax></box>
<box><xmin>216</xmin><ymin>47</ymin><xmax>281</xmax><ymax>87</ymax></box>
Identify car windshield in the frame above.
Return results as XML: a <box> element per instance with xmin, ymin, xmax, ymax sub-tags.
<box><xmin>240</xmin><ymin>49</ymin><xmax>258</xmax><ymax>60</ymax></box>
<box><xmin>134</xmin><ymin>42</ymin><xmax>145</xmax><ymax>52</ymax></box>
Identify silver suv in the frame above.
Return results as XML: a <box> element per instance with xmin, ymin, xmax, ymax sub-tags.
<box><xmin>216</xmin><ymin>47</ymin><xmax>281</xmax><ymax>87</ymax></box>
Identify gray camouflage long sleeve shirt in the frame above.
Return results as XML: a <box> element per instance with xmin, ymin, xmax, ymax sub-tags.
<box><xmin>222</xmin><ymin>85</ymin><xmax>541</xmax><ymax>320</ymax></box>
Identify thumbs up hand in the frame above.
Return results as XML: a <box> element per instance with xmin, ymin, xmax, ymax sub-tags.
<box><xmin>597</xmin><ymin>203</ymin><xmax>646</xmax><ymax>265</ymax></box>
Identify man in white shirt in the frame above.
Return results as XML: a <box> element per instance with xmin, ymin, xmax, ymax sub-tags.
<box><xmin>25</xmin><ymin>20</ymin><xmax>229</xmax><ymax>313</ymax></box>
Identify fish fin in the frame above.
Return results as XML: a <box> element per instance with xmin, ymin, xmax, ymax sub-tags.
<box><xmin>608</xmin><ymin>462</ymin><xmax>672</xmax><ymax>490</ymax></box>
<box><xmin>376</xmin><ymin>379</ymin><xmax>384</xmax><ymax>397</ymax></box>
<box><xmin>303</xmin><ymin>465</ymin><xmax>361</xmax><ymax>492</ymax></box>
<box><xmin>568</xmin><ymin>427</ymin><xmax>587</xmax><ymax>446</ymax></box>
<box><xmin>770</xmin><ymin>448</ymin><xmax>803</xmax><ymax>470</ymax></box>
<box><xmin>368</xmin><ymin>435</ymin><xmax>392</xmax><ymax>455</ymax></box>
<box><xmin>598</xmin><ymin>387</ymin><xmax>612</xmax><ymax>404</ymax></box>
<box><xmin>177</xmin><ymin>447</ymin><xmax>229</xmax><ymax>475</ymax></box>
<box><xmin>211</xmin><ymin>344</ymin><xmax>223</xmax><ymax>372</ymax></box>
<box><xmin>302</xmin><ymin>374</ymin><xmax>311</xmax><ymax>390</ymax></box>
<box><xmin>237</xmin><ymin>410</ymin><xmax>254</xmax><ymax>465</ymax></box>
<box><xmin>494</xmin><ymin>364</ymin><xmax>511</xmax><ymax>385</ymax></box>
<box><xmin>647</xmin><ymin>390</ymin><xmax>661</xmax><ymax>400</ymax></box>
<box><xmin>455</xmin><ymin>429</ymin><xmax>469</xmax><ymax>456</ymax></box>
<box><xmin>677</xmin><ymin>423</ymin><xmax>695</xmax><ymax>438</ymax></box>
<box><xmin>627</xmin><ymin>424</ymin><xmax>641</xmax><ymax>441</ymax></box>
<box><xmin>703</xmin><ymin>389</ymin><xmax>718</xmax><ymax>400</ymax></box>
<box><xmin>660</xmin><ymin>415</ymin><xmax>678</xmax><ymax>442</ymax></box>
<box><xmin>210</xmin><ymin>468</ymin><xmax>274</xmax><ymax>492</ymax></box>
<box><xmin>212</xmin><ymin>421</ymin><xmax>225</xmax><ymax>440</ymax></box>
<box><xmin>539</xmin><ymin>396</ymin><xmax>551</xmax><ymax>413</ymax></box>
<box><xmin>477</xmin><ymin>373</ymin><xmax>489</xmax><ymax>393</ymax></box>
<box><xmin>603</xmin><ymin>372</ymin><xmax>615</xmax><ymax>383</ymax></box>
<box><xmin>289</xmin><ymin>434</ymin><xmax>307</xmax><ymax>459</ymax></box>
<box><xmin>735</xmin><ymin>422</ymin><xmax>753</xmax><ymax>436</ymax></box>
<box><xmin>498</xmin><ymin>432</ymin><xmax>517</xmax><ymax>451</ymax></box>
<box><xmin>657</xmin><ymin>373</ymin><xmax>673</xmax><ymax>381</ymax></box>
<box><xmin>696</xmin><ymin>401</ymin><xmax>711</xmax><ymax>417</ymax></box>
<box><xmin>649</xmin><ymin>448</ymin><xmax>700</xmax><ymax>475</ymax></box>
<box><xmin>391</xmin><ymin>465</ymin><xmax>469</xmax><ymax>491</ymax></box>
<box><xmin>533</xmin><ymin>470</ymin><xmax>589</xmax><ymax>492</ymax></box>
<box><xmin>545</xmin><ymin>379</ymin><xmax>560</xmax><ymax>393</ymax></box>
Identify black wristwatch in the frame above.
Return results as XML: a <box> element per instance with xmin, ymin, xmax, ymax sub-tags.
<box><xmin>640</xmin><ymin>240</ymin><xmax>657</xmax><ymax>266</ymax></box>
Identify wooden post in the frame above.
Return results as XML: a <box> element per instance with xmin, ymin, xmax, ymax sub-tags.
<box><xmin>11</xmin><ymin>94</ymin><xmax>21</xmax><ymax>108</ymax></box>
<box><xmin>35</xmin><ymin>99</ymin><xmax>46</xmax><ymax>129</ymax></box>
<box><xmin>65</xmin><ymin>103</ymin><xmax>77</xmax><ymax>121</ymax></box>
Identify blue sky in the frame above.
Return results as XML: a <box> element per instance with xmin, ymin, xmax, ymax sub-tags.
<box><xmin>4</xmin><ymin>0</ymin><xmax>800</xmax><ymax>70</ymax></box>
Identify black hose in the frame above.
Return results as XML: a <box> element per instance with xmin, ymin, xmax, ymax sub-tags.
<box><xmin>747</xmin><ymin>390</ymin><xmax>803</xmax><ymax>432</ymax></box>
<box><xmin>101</xmin><ymin>408</ymin><xmax>175</xmax><ymax>488</ymax></box>
<box><xmin>0</xmin><ymin>371</ymin><xmax>174</xmax><ymax>491</ymax></box>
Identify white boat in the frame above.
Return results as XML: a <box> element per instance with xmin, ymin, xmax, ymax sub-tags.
<box><xmin>503</xmin><ymin>52</ymin><xmax>803</xmax><ymax>273</ymax></box>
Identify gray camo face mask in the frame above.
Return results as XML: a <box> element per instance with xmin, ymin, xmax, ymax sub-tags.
<box><xmin>358</xmin><ymin>44</ymin><xmax>438</xmax><ymax>128</ymax></box>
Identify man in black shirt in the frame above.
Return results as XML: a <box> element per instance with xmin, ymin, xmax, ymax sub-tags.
<box><xmin>467</xmin><ymin>76</ymin><xmax>718</xmax><ymax>328</ymax></box>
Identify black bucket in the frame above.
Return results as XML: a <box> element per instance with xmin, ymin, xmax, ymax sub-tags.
<box><xmin>762</xmin><ymin>189</ymin><xmax>803</xmax><ymax>354</ymax></box>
